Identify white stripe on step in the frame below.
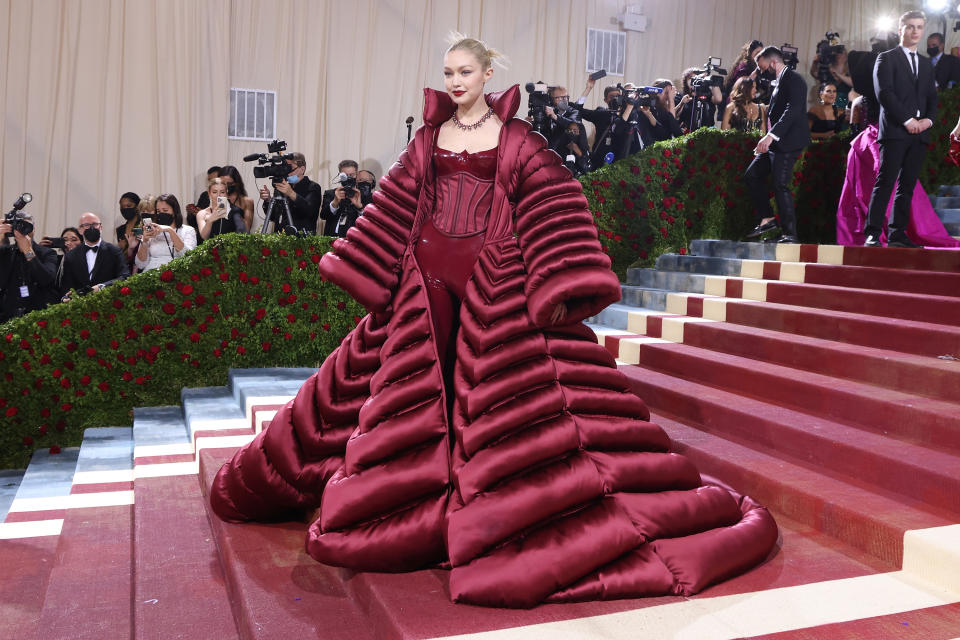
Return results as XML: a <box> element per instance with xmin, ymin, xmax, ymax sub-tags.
<box><xmin>72</xmin><ymin>469</ymin><xmax>135</xmax><ymax>485</ymax></box>
<box><xmin>8</xmin><ymin>490</ymin><xmax>135</xmax><ymax>513</ymax></box>
<box><xmin>0</xmin><ymin>519</ymin><xmax>64</xmax><ymax>539</ymax></box>
<box><xmin>134</xmin><ymin>461</ymin><xmax>198</xmax><ymax>479</ymax></box>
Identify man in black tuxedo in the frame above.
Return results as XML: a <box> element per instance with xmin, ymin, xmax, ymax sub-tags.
<box><xmin>744</xmin><ymin>46</ymin><xmax>810</xmax><ymax>243</ymax></box>
<box><xmin>927</xmin><ymin>32</ymin><xmax>960</xmax><ymax>90</ymax></box>
<box><xmin>0</xmin><ymin>213</ymin><xmax>59</xmax><ymax>321</ymax></box>
<box><xmin>60</xmin><ymin>212</ymin><xmax>129</xmax><ymax>298</ymax></box>
<box><xmin>865</xmin><ymin>11</ymin><xmax>938</xmax><ymax>248</ymax></box>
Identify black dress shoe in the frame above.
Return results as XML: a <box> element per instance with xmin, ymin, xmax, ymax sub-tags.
<box><xmin>887</xmin><ymin>233</ymin><xmax>922</xmax><ymax>249</ymax></box>
<box><xmin>776</xmin><ymin>235</ymin><xmax>798</xmax><ymax>243</ymax></box>
<box><xmin>863</xmin><ymin>235</ymin><xmax>882</xmax><ymax>247</ymax></box>
<box><xmin>746</xmin><ymin>219</ymin><xmax>780</xmax><ymax>239</ymax></box>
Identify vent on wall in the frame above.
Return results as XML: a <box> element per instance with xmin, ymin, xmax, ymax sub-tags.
<box><xmin>586</xmin><ymin>28</ymin><xmax>626</xmax><ymax>77</ymax></box>
<box><xmin>228</xmin><ymin>88</ymin><xmax>277</xmax><ymax>141</ymax></box>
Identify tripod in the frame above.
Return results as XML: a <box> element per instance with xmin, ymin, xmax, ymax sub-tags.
<box><xmin>687</xmin><ymin>95</ymin><xmax>710</xmax><ymax>131</ymax></box>
<box><xmin>259</xmin><ymin>187</ymin><xmax>296</xmax><ymax>234</ymax></box>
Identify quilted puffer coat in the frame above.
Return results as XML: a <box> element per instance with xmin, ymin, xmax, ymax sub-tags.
<box><xmin>210</xmin><ymin>84</ymin><xmax>778</xmax><ymax>608</ymax></box>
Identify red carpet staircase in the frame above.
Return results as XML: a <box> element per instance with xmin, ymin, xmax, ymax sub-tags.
<box><xmin>1</xmin><ymin>240</ymin><xmax>959</xmax><ymax>639</ymax></box>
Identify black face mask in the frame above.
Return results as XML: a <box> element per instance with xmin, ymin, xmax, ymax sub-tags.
<box><xmin>761</xmin><ymin>68</ymin><xmax>777</xmax><ymax>81</ymax></box>
<box><xmin>154</xmin><ymin>213</ymin><xmax>174</xmax><ymax>226</ymax></box>
<box><xmin>120</xmin><ymin>207</ymin><xmax>138</xmax><ymax>221</ymax></box>
<box><xmin>927</xmin><ymin>46</ymin><xmax>941</xmax><ymax>57</ymax></box>
<box><xmin>357</xmin><ymin>182</ymin><xmax>374</xmax><ymax>203</ymax></box>
<box><xmin>83</xmin><ymin>227</ymin><xmax>101</xmax><ymax>243</ymax></box>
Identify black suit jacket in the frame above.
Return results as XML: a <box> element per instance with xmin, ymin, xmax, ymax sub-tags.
<box><xmin>60</xmin><ymin>241</ymin><xmax>130</xmax><ymax>295</ymax></box>
<box><xmin>874</xmin><ymin>47</ymin><xmax>938</xmax><ymax>142</ymax></box>
<box><xmin>261</xmin><ymin>176</ymin><xmax>323</xmax><ymax>233</ymax></box>
<box><xmin>767</xmin><ymin>68</ymin><xmax>811</xmax><ymax>152</ymax></box>
<box><xmin>0</xmin><ymin>241</ymin><xmax>59</xmax><ymax>320</ymax></box>
<box><xmin>933</xmin><ymin>52</ymin><xmax>960</xmax><ymax>89</ymax></box>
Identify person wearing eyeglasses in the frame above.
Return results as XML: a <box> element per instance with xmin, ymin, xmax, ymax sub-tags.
<box><xmin>59</xmin><ymin>212</ymin><xmax>130</xmax><ymax>300</ymax></box>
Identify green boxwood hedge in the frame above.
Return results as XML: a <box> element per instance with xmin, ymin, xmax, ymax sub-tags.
<box><xmin>0</xmin><ymin>234</ymin><xmax>363</xmax><ymax>468</ymax></box>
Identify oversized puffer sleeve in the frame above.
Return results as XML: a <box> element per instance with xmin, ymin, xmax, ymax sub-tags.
<box><xmin>512</xmin><ymin>128</ymin><xmax>621</xmax><ymax>327</ymax></box>
<box><xmin>318</xmin><ymin>128</ymin><xmax>425</xmax><ymax>312</ymax></box>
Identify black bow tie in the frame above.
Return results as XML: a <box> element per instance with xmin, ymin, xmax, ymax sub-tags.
<box><xmin>85</xmin><ymin>245</ymin><xmax>99</xmax><ymax>253</ymax></box>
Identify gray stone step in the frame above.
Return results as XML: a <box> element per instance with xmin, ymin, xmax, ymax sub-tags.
<box><xmin>944</xmin><ymin>222</ymin><xmax>960</xmax><ymax>236</ymax></box>
<box><xmin>227</xmin><ymin>367</ymin><xmax>316</xmax><ymax>413</ymax></box>
<box><xmin>620</xmin><ymin>286</ymin><xmax>670</xmax><ymax>311</ymax></box>
<box><xmin>181</xmin><ymin>387</ymin><xmax>248</xmax><ymax>435</ymax></box>
<box><xmin>625</xmin><ymin>268</ymin><xmax>707</xmax><ymax>293</ymax></box>
<box><xmin>936</xmin><ymin>209</ymin><xmax>960</xmax><ymax>224</ymax></box>
<box><xmin>1</xmin><ymin>448</ymin><xmax>81</xmax><ymax>525</ymax></box>
<box><xmin>74</xmin><ymin>427</ymin><xmax>133</xmax><ymax>481</ymax></box>
<box><xmin>588</xmin><ymin>302</ymin><xmax>636</xmax><ymax>330</ymax></box>
<box><xmin>688</xmin><ymin>239</ymin><xmax>778</xmax><ymax>260</ymax></box>
<box><xmin>0</xmin><ymin>470</ymin><xmax>25</xmax><ymax>522</ymax></box>
<box><xmin>656</xmin><ymin>253</ymin><xmax>743</xmax><ymax>277</ymax></box>
<box><xmin>933</xmin><ymin>196</ymin><xmax>960</xmax><ymax>208</ymax></box>
<box><xmin>133</xmin><ymin>406</ymin><xmax>190</xmax><ymax>457</ymax></box>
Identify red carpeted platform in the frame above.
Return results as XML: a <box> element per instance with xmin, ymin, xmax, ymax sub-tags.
<box><xmin>1</xmin><ymin>241</ymin><xmax>959</xmax><ymax>639</ymax></box>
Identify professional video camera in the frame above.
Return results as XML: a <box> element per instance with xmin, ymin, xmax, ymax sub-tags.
<box><xmin>617</xmin><ymin>83</ymin><xmax>664</xmax><ymax>110</ymax></box>
<box><xmin>4</xmin><ymin>193</ymin><xmax>33</xmax><ymax>238</ymax></box>
<box><xmin>781</xmin><ymin>44</ymin><xmax>800</xmax><ymax>70</ymax></box>
<box><xmin>525</xmin><ymin>81</ymin><xmax>554</xmax><ymax>136</ymax></box>
<box><xmin>244</xmin><ymin>139</ymin><xmax>295</xmax><ymax>183</ymax></box>
<box><xmin>816</xmin><ymin>32</ymin><xmax>843</xmax><ymax>83</ymax></box>
<box><xmin>690</xmin><ymin>56</ymin><xmax>728</xmax><ymax>97</ymax></box>
<box><xmin>335</xmin><ymin>173</ymin><xmax>358</xmax><ymax>199</ymax></box>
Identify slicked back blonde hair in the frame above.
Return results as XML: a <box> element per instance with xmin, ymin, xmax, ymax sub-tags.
<box><xmin>446</xmin><ymin>32</ymin><xmax>508</xmax><ymax>70</ymax></box>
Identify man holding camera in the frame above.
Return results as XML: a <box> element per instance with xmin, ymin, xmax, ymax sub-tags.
<box><xmin>258</xmin><ymin>152</ymin><xmax>323</xmax><ymax>234</ymax></box>
<box><xmin>744</xmin><ymin>46</ymin><xmax>810</xmax><ymax>244</ymax></box>
<box><xmin>545</xmin><ymin>86</ymin><xmax>591</xmax><ymax>176</ymax></box>
<box><xmin>0</xmin><ymin>212</ymin><xmax>59</xmax><ymax>321</ymax></box>
<box><xmin>60</xmin><ymin>212</ymin><xmax>129</xmax><ymax>298</ymax></box>
<box><xmin>321</xmin><ymin>160</ymin><xmax>367</xmax><ymax>237</ymax></box>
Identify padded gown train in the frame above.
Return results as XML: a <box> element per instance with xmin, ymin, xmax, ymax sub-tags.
<box><xmin>209</xmin><ymin>85</ymin><xmax>779</xmax><ymax>608</ymax></box>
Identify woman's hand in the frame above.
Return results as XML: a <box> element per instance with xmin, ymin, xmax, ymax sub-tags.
<box><xmin>549</xmin><ymin>303</ymin><xmax>568</xmax><ymax>325</ymax></box>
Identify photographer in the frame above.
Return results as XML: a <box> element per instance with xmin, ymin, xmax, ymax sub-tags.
<box><xmin>60</xmin><ymin>212</ymin><xmax>130</xmax><ymax>299</ymax></box>
<box><xmin>576</xmin><ymin>82</ymin><xmax>626</xmax><ymax>166</ymax></box>
<box><xmin>677</xmin><ymin>66</ymin><xmax>724</xmax><ymax>131</ymax></box>
<box><xmin>0</xmin><ymin>211</ymin><xmax>59</xmax><ymax>321</ymax></box>
<box><xmin>321</xmin><ymin>160</ymin><xmax>365</xmax><ymax>237</ymax></box>
<box><xmin>257</xmin><ymin>152</ymin><xmax>323</xmax><ymax>233</ymax></box>
<box><xmin>357</xmin><ymin>170</ymin><xmax>377</xmax><ymax>207</ymax></box>
<box><xmin>134</xmin><ymin>194</ymin><xmax>197</xmax><ymax>271</ymax></box>
<box><xmin>650</xmin><ymin>79</ymin><xmax>684</xmax><ymax>141</ymax></box>
<box><xmin>809</xmin><ymin>41</ymin><xmax>855</xmax><ymax>109</ymax></box>
<box><xmin>197</xmin><ymin>178</ymin><xmax>247</xmax><ymax>241</ymax></box>
<box><xmin>552</xmin><ymin>121</ymin><xmax>592</xmax><ymax>177</ymax></box>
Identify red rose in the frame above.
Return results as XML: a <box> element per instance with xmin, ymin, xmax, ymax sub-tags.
<box><xmin>311</xmin><ymin>254</ymin><xmax>321</xmax><ymax>263</ymax></box>
<box><xmin>213</xmin><ymin>348</ymin><xmax>222</xmax><ymax>358</ymax></box>
<box><xmin>161</xmin><ymin>270</ymin><xmax>174</xmax><ymax>282</ymax></box>
<box><xmin>23</xmin><ymin>436</ymin><xmax>33</xmax><ymax>446</ymax></box>
<box><xmin>679</xmin><ymin>248</ymin><xmax>688</xmax><ymax>255</ymax></box>
<box><xmin>5</xmin><ymin>407</ymin><xmax>18</xmax><ymax>418</ymax></box>
<box><xmin>112</xmin><ymin>299</ymin><xmax>123</xmax><ymax>310</ymax></box>
<box><xmin>85</xmin><ymin>347</ymin><xmax>97</xmax><ymax>358</ymax></box>
<box><xmin>98</xmin><ymin>381</ymin><xmax>109</xmax><ymax>392</ymax></box>
<box><xmin>181</xmin><ymin>284</ymin><xmax>194</xmax><ymax>295</ymax></box>
<box><xmin>236</xmin><ymin>346</ymin><xmax>246</xmax><ymax>355</ymax></box>
<box><xmin>630</xmin><ymin>165</ymin><xmax>640</xmax><ymax>174</ymax></box>
<box><xmin>238</xmin><ymin>254</ymin><xmax>249</xmax><ymax>264</ymax></box>
<box><xmin>663</xmin><ymin>149</ymin><xmax>672</xmax><ymax>158</ymax></box>
<box><xmin>685</xmin><ymin>219</ymin><xmax>693</xmax><ymax>228</ymax></box>
<box><xmin>287</xmin><ymin>314</ymin><xmax>296</xmax><ymax>323</ymax></box>
<box><xmin>162</xmin><ymin>303</ymin><xmax>176</xmax><ymax>314</ymax></box>
<box><xmin>250</xmin><ymin>276</ymin><xmax>260</xmax><ymax>285</ymax></box>
<box><xmin>120</xmin><ymin>286</ymin><xmax>131</xmax><ymax>296</ymax></box>
<box><xmin>261</xmin><ymin>247</ymin><xmax>271</xmax><ymax>257</ymax></box>
<box><xmin>155</xmin><ymin>290</ymin><xmax>166</xmax><ymax>299</ymax></box>
<box><xmin>660</xmin><ymin>227</ymin><xmax>668</xmax><ymax>237</ymax></box>
<box><xmin>262</xmin><ymin>342</ymin><xmax>272</xmax><ymax>351</ymax></box>
<box><xmin>49</xmin><ymin>445</ymin><xmax>61</xmax><ymax>454</ymax></box>
<box><xmin>219</xmin><ymin>273</ymin><xmax>229</xmax><ymax>282</ymax></box>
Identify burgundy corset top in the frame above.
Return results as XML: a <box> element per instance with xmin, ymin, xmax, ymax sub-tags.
<box><xmin>432</xmin><ymin>146</ymin><xmax>498</xmax><ymax>236</ymax></box>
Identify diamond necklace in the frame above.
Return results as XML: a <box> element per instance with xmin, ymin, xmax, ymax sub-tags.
<box><xmin>452</xmin><ymin>106</ymin><xmax>495</xmax><ymax>131</ymax></box>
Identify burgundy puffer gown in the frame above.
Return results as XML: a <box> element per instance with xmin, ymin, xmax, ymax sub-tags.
<box><xmin>210</xmin><ymin>84</ymin><xmax>778</xmax><ymax>608</ymax></box>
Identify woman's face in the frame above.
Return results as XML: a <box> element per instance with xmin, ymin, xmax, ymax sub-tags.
<box><xmin>821</xmin><ymin>84</ymin><xmax>837</xmax><ymax>105</ymax></box>
<box><xmin>156</xmin><ymin>200</ymin><xmax>175</xmax><ymax>222</ymax></box>
<box><xmin>119</xmin><ymin>197</ymin><xmax>137</xmax><ymax>210</ymax></box>
<box><xmin>661</xmin><ymin>84</ymin><xmax>676</xmax><ymax>105</ymax></box>
<box><xmin>443</xmin><ymin>48</ymin><xmax>493</xmax><ymax>108</ymax></box>
<box><xmin>750</xmin><ymin>45</ymin><xmax>762</xmax><ymax>60</ymax></box>
<box><xmin>208</xmin><ymin>182</ymin><xmax>227</xmax><ymax>202</ymax></box>
<box><xmin>62</xmin><ymin>230</ymin><xmax>82</xmax><ymax>252</ymax></box>
<box><xmin>749</xmin><ymin>84</ymin><xmax>757</xmax><ymax>100</ymax></box>
<box><xmin>219</xmin><ymin>175</ymin><xmax>236</xmax><ymax>200</ymax></box>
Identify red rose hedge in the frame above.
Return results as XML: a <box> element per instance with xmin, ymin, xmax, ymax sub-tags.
<box><xmin>0</xmin><ymin>234</ymin><xmax>362</xmax><ymax>469</ymax></box>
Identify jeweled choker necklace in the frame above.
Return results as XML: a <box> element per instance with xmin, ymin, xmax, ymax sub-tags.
<box><xmin>452</xmin><ymin>107</ymin><xmax>495</xmax><ymax>131</ymax></box>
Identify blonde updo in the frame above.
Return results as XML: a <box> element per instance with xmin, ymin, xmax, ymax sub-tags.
<box><xmin>446</xmin><ymin>32</ymin><xmax>509</xmax><ymax>70</ymax></box>
<box><xmin>137</xmin><ymin>194</ymin><xmax>155</xmax><ymax>215</ymax></box>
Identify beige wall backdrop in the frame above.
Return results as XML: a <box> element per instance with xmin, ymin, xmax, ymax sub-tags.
<box><xmin>1</xmin><ymin>0</ymin><xmax>923</xmax><ymax>238</ymax></box>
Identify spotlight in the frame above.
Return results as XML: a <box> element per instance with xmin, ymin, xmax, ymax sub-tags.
<box><xmin>927</xmin><ymin>0</ymin><xmax>949</xmax><ymax>12</ymax></box>
<box><xmin>876</xmin><ymin>16</ymin><xmax>895</xmax><ymax>32</ymax></box>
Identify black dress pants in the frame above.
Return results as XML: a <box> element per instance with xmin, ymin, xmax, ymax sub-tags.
<box><xmin>865</xmin><ymin>136</ymin><xmax>927</xmax><ymax>239</ymax></box>
<box><xmin>744</xmin><ymin>149</ymin><xmax>802</xmax><ymax>238</ymax></box>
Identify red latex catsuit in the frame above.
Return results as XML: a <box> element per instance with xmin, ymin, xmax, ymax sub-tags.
<box><xmin>417</xmin><ymin>143</ymin><xmax>498</xmax><ymax>373</ymax></box>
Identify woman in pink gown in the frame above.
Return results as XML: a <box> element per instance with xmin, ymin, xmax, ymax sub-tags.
<box><xmin>837</xmin><ymin>96</ymin><xmax>959</xmax><ymax>248</ymax></box>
